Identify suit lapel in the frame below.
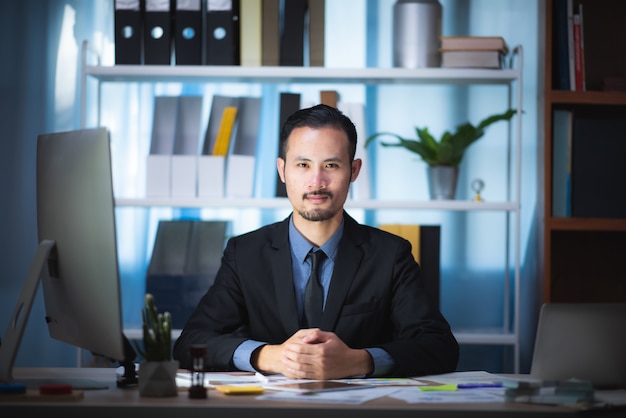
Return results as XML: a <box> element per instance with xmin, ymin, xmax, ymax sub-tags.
<box><xmin>321</xmin><ymin>213</ymin><xmax>365</xmax><ymax>330</ymax></box>
<box><xmin>269</xmin><ymin>216</ymin><xmax>300</xmax><ymax>335</ymax></box>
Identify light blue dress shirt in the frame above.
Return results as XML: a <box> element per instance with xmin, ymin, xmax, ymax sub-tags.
<box><xmin>233</xmin><ymin>217</ymin><xmax>396</xmax><ymax>376</ymax></box>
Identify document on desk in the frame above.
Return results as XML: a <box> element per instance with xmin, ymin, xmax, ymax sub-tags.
<box><xmin>176</xmin><ymin>371</ymin><xmax>271</xmax><ymax>388</ymax></box>
<box><xmin>342</xmin><ymin>377</ymin><xmax>429</xmax><ymax>386</ymax></box>
<box><xmin>390</xmin><ymin>387</ymin><xmax>505</xmax><ymax>404</ymax></box>
<box><xmin>411</xmin><ymin>370</ymin><xmax>506</xmax><ymax>386</ymax></box>
<box><xmin>389</xmin><ymin>371</ymin><xmax>506</xmax><ymax>404</ymax></box>
<box><xmin>257</xmin><ymin>386</ymin><xmax>400</xmax><ymax>404</ymax></box>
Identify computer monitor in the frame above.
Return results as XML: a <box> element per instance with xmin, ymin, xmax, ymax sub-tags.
<box><xmin>0</xmin><ymin>127</ymin><xmax>133</xmax><ymax>388</ymax></box>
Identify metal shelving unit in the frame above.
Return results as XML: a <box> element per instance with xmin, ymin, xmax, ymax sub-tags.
<box><xmin>81</xmin><ymin>41</ymin><xmax>524</xmax><ymax>372</ymax></box>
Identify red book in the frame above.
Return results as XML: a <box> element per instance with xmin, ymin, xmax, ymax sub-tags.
<box><xmin>573</xmin><ymin>13</ymin><xmax>584</xmax><ymax>91</ymax></box>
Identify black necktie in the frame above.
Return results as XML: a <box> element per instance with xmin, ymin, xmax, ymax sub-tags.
<box><xmin>302</xmin><ymin>249</ymin><xmax>326</xmax><ymax>328</ymax></box>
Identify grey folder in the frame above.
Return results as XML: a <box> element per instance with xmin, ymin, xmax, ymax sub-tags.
<box><xmin>146</xmin><ymin>220</ymin><xmax>228</xmax><ymax>329</ymax></box>
<box><xmin>231</xmin><ymin>96</ymin><xmax>261</xmax><ymax>156</ymax></box>
<box><xmin>150</xmin><ymin>96</ymin><xmax>178</xmax><ymax>155</ymax></box>
<box><xmin>530</xmin><ymin>303</ymin><xmax>626</xmax><ymax>388</ymax></box>
<box><xmin>173</xmin><ymin>96</ymin><xmax>203</xmax><ymax>156</ymax></box>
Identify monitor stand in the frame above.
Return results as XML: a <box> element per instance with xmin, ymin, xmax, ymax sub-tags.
<box><xmin>116</xmin><ymin>335</ymin><xmax>138</xmax><ymax>389</ymax></box>
<box><xmin>0</xmin><ymin>241</ymin><xmax>55</xmax><ymax>385</ymax></box>
<box><xmin>0</xmin><ymin>241</ymin><xmax>136</xmax><ymax>390</ymax></box>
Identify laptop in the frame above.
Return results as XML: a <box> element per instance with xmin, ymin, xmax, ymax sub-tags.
<box><xmin>530</xmin><ymin>303</ymin><xmax>626</xmax><ymax>388</ymax></box>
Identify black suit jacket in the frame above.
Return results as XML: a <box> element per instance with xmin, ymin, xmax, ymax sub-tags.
<box><xmin>173</xmin><ymin>212</ymin><xmax>459</xmax><ymax>376</ymax></box>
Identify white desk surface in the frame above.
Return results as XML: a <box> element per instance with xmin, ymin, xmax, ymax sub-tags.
<box><xmin>1</xmin><ymin>367</ymin><xmax>625</xmax><ymax>418</ymax></box>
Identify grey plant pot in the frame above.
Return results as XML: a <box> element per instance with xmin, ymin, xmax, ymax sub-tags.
<box><xmin>427</xmin><ymin>165</ymin><xmax>459</xmax><ymax>200</ymax></box>
<box><xmin>138</xmin><ymin>360</ymin><xmax>179</xmax><ymax>397</ymax></box>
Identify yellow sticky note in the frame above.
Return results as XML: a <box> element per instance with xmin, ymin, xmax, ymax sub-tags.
<box><xmin>419</xmin><ymin>384</ymin><xmax>458</xmax><ymax>391</ymax></box>
<box><xmin>214</xmin><ymin>385</ymin><xmax>264</xmax><ymax>395</ymax></box>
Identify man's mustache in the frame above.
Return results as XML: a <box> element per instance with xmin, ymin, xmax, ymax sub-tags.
<box><xmin>303</xmin><ymin>190</ymin><xmax>333</xmax><ymax>199</ymax></box>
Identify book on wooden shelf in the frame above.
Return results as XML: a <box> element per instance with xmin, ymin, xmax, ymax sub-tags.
<box><xmin>441</xmin><ymin>50</ymin><xmax>504</xmax><ymax>69</ymax></box>
<box><xmin>440</xmin><ymin>36</ymin><xmax>508</xmax><ymax>54</ymax></box>
<box><xmin>552</xmin><ymin>0</ymin><xmax>571</xmax><ymax>90</ymax></box>
<box><xmin>551</xmin><ymin>109</ymin><xmax>573</xmax><ymax>217</ymax></box>
<box><xmin>573</xmin><ymin>3</ymin><xmax>586</xmax><ymax>91</ymax></box>
<box><xmin>566</xmin><ymin>0</ymin><xmax>575</xmax><ymax>91</ymax></box>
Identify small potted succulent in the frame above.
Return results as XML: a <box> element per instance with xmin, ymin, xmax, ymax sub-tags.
<box><xmin>365</xmin><ymin>109</ymin><xmax>516</xmax><ymax>199</ymax></box>
<box><xmin>136</xmin><ymin>293</ymin><xmax>178</xmax><ymax>397</ymax></box>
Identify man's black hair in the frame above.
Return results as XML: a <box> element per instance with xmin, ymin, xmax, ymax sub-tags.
<box><xmin>278</xmin><ymin>104</ymin><xmax>358</xmax><ymax>160</ymax></box>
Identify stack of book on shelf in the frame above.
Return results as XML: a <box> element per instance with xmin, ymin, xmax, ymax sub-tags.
<box><xmin>552</xmin><ymin>0</ymin><xmax>586</xmax><ymax>91</ymax></box>
<box><xmin>439</xmin><ymin>36</ymin><xmax>508</xmax><ymax>69</ymax></box>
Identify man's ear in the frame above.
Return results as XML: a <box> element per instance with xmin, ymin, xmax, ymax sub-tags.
<box><xmin>350</xmin><ymin>158</ymin><xmax>362</xmax><ymax>182</ymax></box>
<box><xmin>276</xmin><ymin>157</ymin><xmax>286</xmax><ymax>183</ymax></box>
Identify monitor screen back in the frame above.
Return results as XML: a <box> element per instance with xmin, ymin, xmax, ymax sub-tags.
<box><xmin>36</xmin><ymin>127</ymin><xmax>124</xmax><ymax>361</ymax></box>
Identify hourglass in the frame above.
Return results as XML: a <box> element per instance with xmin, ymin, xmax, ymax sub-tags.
<box><xmin>188</xmin><ymin>344</ymin><xmax>208</xmax><ymax>399</ymax></box>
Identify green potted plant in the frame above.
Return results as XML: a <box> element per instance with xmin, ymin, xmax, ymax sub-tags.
<box><xmin>136</xmin><ymin>293</ymin><xmax>178</xmax><ymax>397</ymax></box>
<box><xmin>365</xmin><ymin>109</ymin><xmax>516</xmax><ymax>199</ymax></box>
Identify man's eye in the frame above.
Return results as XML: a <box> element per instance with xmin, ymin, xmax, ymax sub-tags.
<box><xmin>297</xmin><ymin>163</ymin><xmax>309</xmax><ymax>168</ymax></box>
<box><xmin>326</xmin><ymin>163</ymin><xmax>338</xmax><ymax>169</ymax></box>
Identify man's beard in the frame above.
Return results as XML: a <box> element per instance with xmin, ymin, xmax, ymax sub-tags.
<box><xmin>297</xmin><ymin>191</ymin><xmax>337</xmax><ymax>222</ymax></box>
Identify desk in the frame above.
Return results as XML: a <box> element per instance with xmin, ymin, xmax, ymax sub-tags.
<box><xmin>2</xmin><ymin>368</ymin><xmax>625</xmax><ymax>418</ymax></box>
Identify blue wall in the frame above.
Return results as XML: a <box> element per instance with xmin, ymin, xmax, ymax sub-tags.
<box><xmin>0</xmin><ymin>0</ymin><xmax>61</xmax><ymax>367</ymax></box>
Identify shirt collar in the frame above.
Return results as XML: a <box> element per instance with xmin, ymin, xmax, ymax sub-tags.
<box><xmin>288</xmin><ymin>215</ymin><xmax>344</xmax><ymax>265</ymax></box>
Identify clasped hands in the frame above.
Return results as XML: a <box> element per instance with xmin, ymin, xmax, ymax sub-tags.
<box><xmin>251</xmin><ymin>328</ymin><xmax>374</xmax><ymax>380</ymax></box>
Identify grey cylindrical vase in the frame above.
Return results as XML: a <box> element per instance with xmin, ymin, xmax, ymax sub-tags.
<box><xmin>393</xmin><ymin>0</ymin><xmax>442</xmax><ymax>68</ymax></box>
<box><xmin>428</xmin><ymin>165</ymin><xmax>459</xmax><ymax>200</ymax></box>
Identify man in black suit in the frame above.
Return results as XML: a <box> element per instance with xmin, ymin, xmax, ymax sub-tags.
<box><xmin>173</xmin><ymin>104</ymin><xmax>458</xmax><ymax>379</ymax></box>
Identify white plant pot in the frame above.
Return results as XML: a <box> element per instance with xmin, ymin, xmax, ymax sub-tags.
<box><xmin>138</xmin><ymin>360</ymin><xmax>179</xmax><ymax>397</ymax></box>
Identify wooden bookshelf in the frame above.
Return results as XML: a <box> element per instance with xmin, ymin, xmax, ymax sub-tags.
<box><xmin>541</xmin><ymin>0</ymin><xmax>626</xmax><ymax>303</ymax></box>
